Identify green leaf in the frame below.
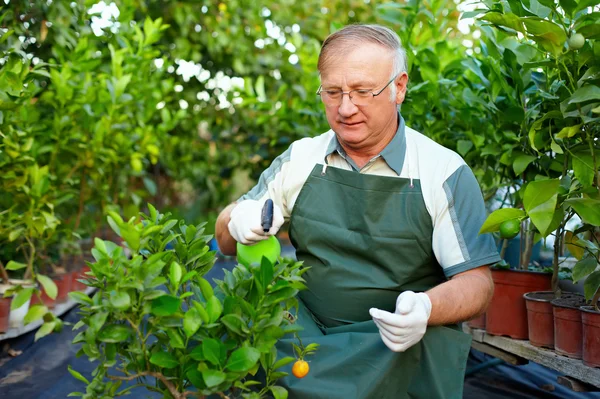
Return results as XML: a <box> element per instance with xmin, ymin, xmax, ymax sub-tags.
<box><xmin>201</xmin><ymin>369</ymin><xmax>226</xmax><ymax>388</ymax></box>
<box><xmin>480</xmin><ymin>12</ymin><xmax>524</xmax><ymax>32</ymax></box>
<box><xmin>6</xmin><ymin>260</ymin><xmax>27</xmax><ymax>270</ymax></box>
<box><xmin>68</xmin><ymin>291</ymin><xmax>93</xmax><ymax>305</ymax></box>
<box><xmin>559</xmin><ymin>0</ymin><xmax>578</xmax><ymax>17</ymax></box>
<box><xmin>270</xmin><ymin>386</ymin><xmax>288</xmax><ymax>399</ymax></box>
<box><xmin>186</xmin><ymin>368</ymin><xmax>205</xmax><ymax>388</ymax></box>
<box><xmin>574</xmin><ymin>0</ymin><xmax>600</xmax><ymax>15</ymax></box>
<box><xmin>221</xmin><ymin>314</ymin><xmax>249</xmax><ymax>335</ymax></box>
<box><xmin>259</xmin><ymin>256</ymin><xmax>274</xmax><ymax>291</ymax></box>
<box><xmin>169</xmin><ymin>262</ymin><xmax>183</xmax><ymax>287</ymax></box>
<box><xmin>226</xmin><ymin>347</ymin><xmax>261</xmax><ymax>372</ymax></box>
<box><xmin>183</xmin><ymin>308</ymin><xmax>202</xmax><ymax>337</ymax></box>
<box><xmin>36</xmin><ymin>274</ymin><xmax>57</xmax><ymax>300</ymax></box>
<box><xmin>206</xmin><ymin>296</ymin><xmax>223</xmax><ymax>323</ymax></box>
<box><xmin>35</xmin><ymin>321</ymin><xmax>56</xmax><ymax>341</ymax></box>
<box><xmin>11</xmin><ymin>288</ymin><xmax>34</xmax><ymax>310</ymax></box>
<box><xmin>109</xmin><ymin>291</ymin><xmax>131</xmax><ymax>310</ymax></box>
<box><xmin>584</xmin><ymin>270</ymin><xmax>600</xmax><ymax>301</ymax></box>
<box><xmin>198</xmin><ymin>277</ymin><xmax>214</xmax><ymax>300</ymax></box>
<box><xmin>120</xmin><ymin>224</ymin><xmax>140</xmax><ymax>252</ymax></box>
<box><xmin>192</xmin><ymin>301</ymin><xmax>210</xmax><ymax>324</ymax></box>
<box><xmin>568</xmin><ymin>85</ymin><xmax>600</xmax><ymax>104</ymax></box>
<box><xmin>23</xmin><ymin>305</ymin><xmax>47</xmax><ymax>325</ymax></box>
<box><xmin>479</xmin><ymin>208</ymin><xmax>527</xmax><ymax>234</ymax></box>
<box><xmin>573</xmin><ymin>256</ymin><xmax>598</xmax><ymax>283</ymax></box>
<box><xmin>565</xmin><ymin>231</ymin><xmax>586</xmax><ymax>260</ymax></box>
<box><xmin>202</xmin><ymin>338</ymin><xmax>222</xmax><ymax>366</ymax></box>
<box><xmin>523</xmin><ymin>179</ymin><xmax>560</xmax><ymax>236</ymax></box>
<box><xmin>89</xmin><ymin>312</ymin><xmax>108</xmax><ymax>333</ymax></box>
<box><xmin>555</xmin><ymin>124</ymin><xmax>581</xmax><ymax>139</ymax></box>
<box><xmin>572</xmin><ymin>152</ymin><xmax>595</xmax><ymax>187</ymax></box>
<box><xmin>149</xmin><ymin>351</ymin><xmax>179</xmax><ymax>369</ymax></box>
<box><xmin>97</xmin><ymin>325</ymin><xmax>132</xmax><ymax>343</ymax></box>
<box><xmin>68</xmin><ymin>365</ymin><xmax>90</xmax><ymax>385</ymax></box>
<box><xmin>566</xmin><ymin>198</ymin><xmax>600</xmax><ymax>226</ymax></box>
<box><xmin>272</xmin><ymin>356</ymin><xmax>296</xmax><ymax>370</ymax></box>
<box><xmin>189</xmin><ymin>345</ymin><xmax>204</xmax><ymax>361</ymax></box>
<box><xmin>513</xmin><ymin>154</ymin><xmax>537</xmax><ymax>175</ymax></box>
<box><xmin>167</xmin><ymin>328</ymin><xmax>185</xmax><ymax>348</ymax></box>
<box><xmin>151</xmin><ymin>295</ymin><xmax>181</xmax><ymax>316</ymax></box>
<box><xmin>521</xmin><ymin>17</ymin><xmax>567</xmax><ymax>47</ymax></box>
<box><xmin>457</xmin><ymin>140</ymin><xmax>474</xmax><ymax>156</ymax></box>
<box><xmin>263</xmin><ymin>287</ymin><xmax>299</xmax><ymax>307</ymax></box>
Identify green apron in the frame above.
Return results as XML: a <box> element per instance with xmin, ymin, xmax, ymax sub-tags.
<box><xmin>276</xmin><ymin>164</ymin><xmax>472</xmax><ymax>399</ymax></box>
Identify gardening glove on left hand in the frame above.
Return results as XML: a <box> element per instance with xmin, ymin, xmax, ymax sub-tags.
<box><xmin>369</xmin><ymin>291</ymin><xmax>432</xmax><ymax>352</ymax></box>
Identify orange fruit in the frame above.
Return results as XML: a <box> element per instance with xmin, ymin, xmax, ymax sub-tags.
<box><xmin>499</xmin><ymin>219</ymin><xmax>520</xmax><ymax>240</ymax></box>
<box><xmin>292</xmin><ymin>360</ymin><xmax>309</xmax><ymax>379</ymax></box>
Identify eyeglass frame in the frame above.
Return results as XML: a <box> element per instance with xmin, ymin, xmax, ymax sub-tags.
<box><xmin>315</xmin><ymin>74</ymin><xmax>399</xmax><ymax>106</ymax></box>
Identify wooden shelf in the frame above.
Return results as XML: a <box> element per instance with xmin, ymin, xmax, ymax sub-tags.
<box><xmin>0</xmin><ymin>287</ymin><xmax>96</xmax><ymax>342</ymax></box>
<box><xmin>464</xmin><ymin>324</ymin><xmax>600</xmax><ymax>391</ymax></box>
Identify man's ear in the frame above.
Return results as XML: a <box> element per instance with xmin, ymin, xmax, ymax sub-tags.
<box><xmin>395</xmin><ymin>72</ymin><xmax>409</xmax><ymax>105</ymax></box>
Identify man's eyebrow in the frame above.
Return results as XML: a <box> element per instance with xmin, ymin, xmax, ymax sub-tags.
<box><xmin>321</xmin><ymin>80</ymin><xmax>378</xmax><ymax>89</ymax></box>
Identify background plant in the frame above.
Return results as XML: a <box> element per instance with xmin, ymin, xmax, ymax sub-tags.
<box><xmin>475</xmin><ymin>0</ymin><xmax>600</xmax><ymax>308</ymax></box>
<box><xmin>69</xmin><ymin>204</ymin><xmax>310</xmax><ymax>398</ymax></box>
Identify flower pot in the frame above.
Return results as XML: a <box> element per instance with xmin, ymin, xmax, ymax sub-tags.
<box><xmin>552</xmin><ymin>294</ymin><xmax>586</xmax><ymax>359</ymax></box>
<box><xmin>467</xmin><ymin>313</ymin><xmax>486</xmax><ymax>330</ymax></box>
<box><xmin>524</xmin><ymin>291</ymin><xmax>555</xmax><ymax>349</ymax></box>
<box><xmin>486</xmin><ymin>269</ymin><xmax>552</xmax><ymax>339</ymax></box>
<box><xmin>582</xmin><ymin>305</ymin><xmax>600</xmax><ymax>368</ymax></box>
<box><xmin>0</xmin><ymin>296</ymin><xmax>12</xmax><ymax>333</ymax></box>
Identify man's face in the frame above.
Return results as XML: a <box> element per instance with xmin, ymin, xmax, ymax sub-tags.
<box><xmin>319</xmin><ymin>43</ymin><xmax>408</xmax><ymax>152</ymax></box>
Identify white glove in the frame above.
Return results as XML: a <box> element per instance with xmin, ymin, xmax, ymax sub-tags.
<box><xmin>228</xmin><ymin>199</ymin><xmax>284</xmax><ymax>245</ymax></box>
<box><xmin>369</xmin><ymin>291</ymin><xmax>432</xmax><ymax>352</ymax></box>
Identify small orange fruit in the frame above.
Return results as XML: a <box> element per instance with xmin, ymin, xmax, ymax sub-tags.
<box><xmin>292</xmin><ymin>359</ymin><xmax>309</xmax><ymax>379</ymax></box>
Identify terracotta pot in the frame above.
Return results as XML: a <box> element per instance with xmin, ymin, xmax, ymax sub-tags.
<box><xmin>552</xmin><ymin>294</ymin><xmax>586</xmax><ymax>359</ymax></box>
<box><xmin>467</xmin><ymin>313</ymin><xmax>486</xmax><ymax>330</ymax></box>
<box><xmin>30</xmin><ymin>273</ymin><xmax>73</xmax><ymax>308</ymax></box>
<box><xmin>524</xmin><ymin>291</ymin><xmax>555</xmax><ymax>348</ymax></box>
<box><xmin>582</xmin><ymin>305</ymin><xmax>600</xmax><ymax>368</ymax></box>
<box><xmin>486</xmin><ymin>269</ymin><xmax>552</xmax><ymax>339</ymax></box>
<box><xmin>0</xmin><ymin>296</ymin><xmax>12</xmax><ymax>333</ymax></box>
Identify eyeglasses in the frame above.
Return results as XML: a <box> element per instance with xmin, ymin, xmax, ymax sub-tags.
<box><xmin>316</xmin><ymin>75</ymin><xmax>398</xmax><ymax>107</ymax></box>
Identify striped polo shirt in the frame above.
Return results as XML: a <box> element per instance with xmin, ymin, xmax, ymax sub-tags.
<box><xmin>240</xmin><ymin>115</ymin><xmax>500</xmax><ymax>278</ymax></box>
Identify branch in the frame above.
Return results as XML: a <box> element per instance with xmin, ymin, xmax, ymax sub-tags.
<box><xmin>108</xmin><ymin>372</ymin><xmax>182</xmax><ymax>399</ymax></box>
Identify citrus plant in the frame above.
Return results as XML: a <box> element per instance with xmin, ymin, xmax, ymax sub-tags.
<box><xmin>68</xmin><ymin>204</ymin><xmax>311</xmax><ymax>398</ymax></box>
<box><xmin>475</xmin><ymin>0</ymin><xmax>600</xmax><ymax>303</ymax></box>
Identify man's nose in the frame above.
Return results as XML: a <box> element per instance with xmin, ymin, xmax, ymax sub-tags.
<box><xmin>338</xmin><ymin>93</ymin><xmax>358</xmax><ymax>117</ymax></box>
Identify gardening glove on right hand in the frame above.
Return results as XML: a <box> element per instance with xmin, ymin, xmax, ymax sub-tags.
<box><xmin>228</xmin><ymin>199</ymin><xmax>284</xmax><ymax>245</ymax></box>
<box><xmin>369</xmin><ymin>291</ymin><xmax>432</xmax><ymax>352</ymax></box>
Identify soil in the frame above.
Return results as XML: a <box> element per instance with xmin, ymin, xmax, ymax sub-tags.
<box><xmin>525</xmin><ymin>291</ymin><xmax>555</xmax><ymax>301</ymax></box>
<box><xmin>552</xmin><ymin>294</ymin><xmax>587</xmax><ymax>309</ymax></box>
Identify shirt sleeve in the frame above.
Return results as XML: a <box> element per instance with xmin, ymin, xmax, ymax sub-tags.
<box><xmin>432</xmin><ymin>163</ymin><xmax>501</xmax><ymax>277</ymax></box>
<box><xmin>238</xmin><ymin>144</ymin><xmax>293</xmax><ymax>218</ymax></box>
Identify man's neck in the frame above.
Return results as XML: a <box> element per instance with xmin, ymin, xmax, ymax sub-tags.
<box><xmin>341</xmin><ymin>120</ymin><xmax>398</xmax><ymax>170</ymax></box>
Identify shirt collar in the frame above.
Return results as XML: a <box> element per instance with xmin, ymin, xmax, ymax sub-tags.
<box><xmin>325</xmin><ymin>112</ymin><xmax>407</xmax><ymax>176</ymax></box>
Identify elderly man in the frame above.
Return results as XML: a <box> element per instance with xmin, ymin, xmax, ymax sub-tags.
<box><xmin>216</xmin><ymin>24</ymin><xmax>499</xmax><ymax>399</ymax></box>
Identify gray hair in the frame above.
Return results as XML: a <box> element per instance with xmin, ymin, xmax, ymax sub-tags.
<box><xmin>317</xmin><ymin>24</ymin><xmax>408</xmax><ymax>101</ymax></box>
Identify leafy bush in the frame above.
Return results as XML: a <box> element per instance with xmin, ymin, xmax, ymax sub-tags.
<box><xmin>69</xmin><ymin>204</ymin><xmax>311</xmax><ymax>398</ymax></box>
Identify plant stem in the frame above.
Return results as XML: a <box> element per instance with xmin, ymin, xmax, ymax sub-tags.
<box><xmin>74</xmin><ymin>170</ymin><xmax>86</xmax><ymax>231</ymax></box>
<box><xmin>589</xmin><ymin>133</ymin><xmax>599</xmax><ymax>196</ymax></box>
<box><xmin>0</xmin><ymin>261</ymin><xmax>10</xmax><ymax>283</ymax></box>
<box><xmin>552</xmin><ymin>225</ymin><xmax>564</xmax><ymax>298</ymax></box>
<box><xmin>499</xmin><ymin>239</ymin><xmax>509</xmax><ymax>260</ymax></box>
<box><xmin>108</xmin><ymin>372</ymin><xmax>182</xmax><ymax>399</ymax></box>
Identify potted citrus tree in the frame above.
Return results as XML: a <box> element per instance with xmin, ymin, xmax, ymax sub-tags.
<box><xmin>68</xmin><ymin>204</ymin><xmax>316</xmax><ymax>398</ymax></box>
<box><xmin>475</xmin><ymin>0</ymin><xmax>599</xmax><ymax>347</ymax></box>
